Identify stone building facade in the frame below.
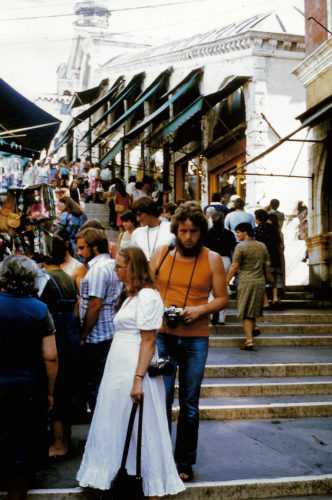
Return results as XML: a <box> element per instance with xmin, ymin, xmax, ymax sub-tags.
<box><xmin>292</xmin><ymin>0</ymin><xmax>332</xmax><ymax>297</ymax></box>
<box><xmin>59</xmin><ymin>7</ymin><xmax>307</xmax><ymax>216</ymax></box>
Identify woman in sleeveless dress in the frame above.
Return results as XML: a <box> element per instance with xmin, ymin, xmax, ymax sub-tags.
<box><xmin>55</xmin><ymin>227</ymin><xmax>86</xmax><ymax>294</ymax></box>
<box><xmin>39</xmin><ymin>236</ymin><xmax>85</xmax><ymax>458</ymax></box>
<box><xmin>77</xmin><ymin>246</ymin><xmax>184</xmax><ymax>499</ymax></box>
<box><xmin>117</xmin><ymin>209</ymin><xmax>138</xmax><ymax>249</ymax></box>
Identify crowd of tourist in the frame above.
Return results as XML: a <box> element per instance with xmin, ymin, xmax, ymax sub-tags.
<box><xmin>0</xmin><ymin>156</ymin><xmax>291</xmax><ymax>499</ymax></box>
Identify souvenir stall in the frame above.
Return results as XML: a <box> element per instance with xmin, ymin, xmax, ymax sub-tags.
<box><xmin>0</xmin><ymin>77</ymin><xmax>61</xmax><ymax>261</ymax></box>
<box><xmin>0</xmin><ymin>179</ymin><xmax>55</xmax><ymax>262</ymax></box>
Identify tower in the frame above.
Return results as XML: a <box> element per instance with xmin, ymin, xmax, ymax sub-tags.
<box><xmin>74</xmin><ymin>1</ymin><xmax>110</xmax><ymax>30</ymax></box>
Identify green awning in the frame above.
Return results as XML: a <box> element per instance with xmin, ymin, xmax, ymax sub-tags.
<box><xmin>90</xmin><ymin>76</ymin><xmax>167</xmax><ymax>148</ymax></box>
<box><xmin>297</xmin><ymin>94</ymin><xmax>332</xmax><ymax>127</ymax></box>
<box><xmin>89</xmin><ymin>83</ymin><xmax>136</xmax><ymax>131</ymax></box>
<box><xmin>69</xmin><ymin>79</ymin><xmax>109</xmax><ymax>109</ymax></box>
<box><xmin>233</xmin><ymin>94</ymin><xmax>332</xmax><ymax>172</ymax></box>
<box><xmin>163</xmin><ymin>76</ymin><xmax>250</xmax><ymax>138</ymax></box>
<box><xmin>82</xmin><ymin>82</ymin><xmax>137</xmax><ymax>145</ymax></box>
<box><xmin>125</xmin><ymin>72</ymin><xmax>200</xmax><ymax>140</ymax></box>
<box><xmin>74</xmin><ymin>78</ymin><xmax>124</xmax><ymax>124</ymax></box>
<box><xmin>163</xmin><ymin>96</ymin><xmax>203</xmax><ymax>137</ymax></box>
<box><xmin>100</xmin><ymin>138</ymin><xmax>123</xmax><ymax>167</ymax></box>
<box><xmin>53</xmin><ymin>132</ymin><xmax>72</xmax><ymax>153</ymax></box>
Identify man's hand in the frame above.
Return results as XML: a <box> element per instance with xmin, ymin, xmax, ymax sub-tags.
<box><xmin>180</xmin><ymin>305</ymin><xmax>204</xmax><ymax>323</ymax></box>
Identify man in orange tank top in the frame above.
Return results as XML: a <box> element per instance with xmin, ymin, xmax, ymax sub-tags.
<box><xmin>150</xmin><ymin>201</ymin><xmax>228</xmax><ymax>482</ymax></box>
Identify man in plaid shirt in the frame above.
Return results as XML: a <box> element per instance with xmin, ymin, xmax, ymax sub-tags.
<box><xmin>77</xmin><ymin>228</ymin><xmax>123</xmax><ymax>412</ymax></box>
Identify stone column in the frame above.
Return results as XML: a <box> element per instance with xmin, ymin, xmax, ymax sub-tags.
<box><xmin>307</xmin><ymin>234</ymin><xmax>331</xmax><ymax>298</ymax></box>
<box><xmin>243</xmin><ymin>70</ymin><xmax>268</xmax><ymax>209</ymax></box>
<box><xmin>200</xmin><ymin>156</ymin><xmax>209</xmax><ymax>208</ymax></box>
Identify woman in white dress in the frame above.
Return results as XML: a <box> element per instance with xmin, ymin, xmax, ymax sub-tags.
<box><xmin>77</xmin><ymin>246</ymin><xmax>185</xmax><ymax>499</ymax></box>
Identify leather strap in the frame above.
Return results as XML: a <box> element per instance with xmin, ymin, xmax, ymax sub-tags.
<box><xmin>120</xmin><ymin>395</ymin><xmax>144</xmax><ymax>476</ymax></box>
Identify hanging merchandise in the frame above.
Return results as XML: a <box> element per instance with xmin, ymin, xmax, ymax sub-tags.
<box><xmin>24</xmin><ymin>183</ymin><xmax>55</xmax><ymax>223</ymax></box>
<box><xmin>0</xmin><ymin>156</ymin><xmax>23</xmax><ymax>193</ymax></box>
<box><xmin>0</xmin><ymin>191</ymin><xmax>16</xmax><ymax>231</ymax></box>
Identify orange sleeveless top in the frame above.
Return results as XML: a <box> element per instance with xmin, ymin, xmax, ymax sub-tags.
<box><xmin>157</xmin><ymin>246</ymin><xmax>212</xmax><ymax>337</ymax></box>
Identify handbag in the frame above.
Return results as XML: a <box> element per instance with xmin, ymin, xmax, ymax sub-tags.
<box><xmin>7</xmin><ymin>212</ymin><xmax>21</xmax><ymax>229</ymax></box>
<box><xmin>108</xmin><ymin>396</ymin><xmax>144</xmax><ymax>500</ymax></box>
<box><xmin>115</xmin><ymin>203</ymin><xmax>125</xmax><ymax>213</ymax></box>
<box><xmin>148</xmin><ymin>358</ymin><xmax>174</xmax><ymax>377</ymax></box>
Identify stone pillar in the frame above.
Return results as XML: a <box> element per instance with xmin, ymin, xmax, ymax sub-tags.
<box><xmin>307</xmin><ymin>234</ymin><xmax>332</xmax><ymax>298</ymax></box>
<box><xmin>243</xmin><ymin>72</ymin><xmax>268</xmax><ymax>209</ymax></box>
<box><xmin>200</xmin><ymin>156</ymin><xmax>209</xmax><ymax>208</ymax></box>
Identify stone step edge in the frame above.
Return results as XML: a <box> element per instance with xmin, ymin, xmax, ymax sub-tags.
<box><xmin>204</xmin><ymin>364</ymin><xmax>332</xmax><ymax>377</ymax></box>
<box><xmin>176</xmin><ymin>381</ymin><xmax>332</xmax><ymax>398</ymax></box>
<box><xmin>6</xmin><ymin>474</ymin><xmax>332</xmax><ymax>500</ymax></box>
<box><xmin>171</xmin><ymin>401</ymin><xmax>332</xmax><ymax>420</ymax></box>
<box><xmin>209</xmin><ymin>337</ymin><xmax>332</xmax><ymax>346</ymax></box>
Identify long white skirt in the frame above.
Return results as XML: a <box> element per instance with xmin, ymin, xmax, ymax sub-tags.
<box><xmin>77</xmin><ymin>331</ymin><xmax>185</xmax><ymax>497</ymax></box>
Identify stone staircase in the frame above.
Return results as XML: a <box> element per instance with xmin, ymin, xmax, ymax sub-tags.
<box><xmin>169</xmin><ymin>291</ymin><xmax>332</xmax><ymax>499</ymax></box>
<box><xmin>83</xmin><ymin>202</ymin><xmax>118</xmax><ymax>242</ymax></box>
<box><xmin>5</xmin><ymin>206</ymin><xmax>331</xmax><ymax>500</ymax></box>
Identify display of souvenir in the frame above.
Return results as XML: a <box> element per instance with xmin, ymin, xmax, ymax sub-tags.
<box><xmin>24</xmin><ymin>183</ymin><xmax>55</xmax><ymax>223</ymax></box>
<box><xmin>0</xmin><ymin>156</ymin><xmax>23</xmax><ymax>192</ymax></box>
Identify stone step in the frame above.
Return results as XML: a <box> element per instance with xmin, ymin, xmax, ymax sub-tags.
<box><xmin>283</xmin><ymin>291</ymin><xmax>315</xmax><ymax>300</ymax></box>
<box><xmin>204</xmin><ymin>363</ymin><xmax>332</xmax><ymax>378</ymax></box>
<box><xmin>9</xmin><ymin>418</ymin><xmax>331</xmax><ymax>498</ymax></box>
<box><xmin>209</xmin><ymin>334</ymin><xmax>332</xmax><ymax>347</ymax></box>
<box><xmin>224</xmin><ymin>310</ymin><xmax>332</xmax><ymax>324</ymax></box>
<box><xmin>175</xmin><ymin>376</ymin><xmax>332</xmax><ymax>398</ymax></box>
<box><xmin>213</xmin><ymin>324</ymin><xmax>332</xmax><ymax>334</ymax></box>
<box><xmin>172</xmin><ymin>395</ymin><xmax>332</xmax><ymax>420</ymax></box>
<box><xmin>285</xmin><ymin>284</ymin><xmax>313</xmax><ymax>291</ymax></box>
<box><xmin>227</xmin><ymin>299</ymin><xmax>332</xmax><ymax>309</ymax></box>
<box><xmin>12</xmin><ymin>478</ymin><xmax>332</xmax><ymax>500</ymax></box>
<box><xmin>206</xmin><ymin>346</ymin><xmax>332</xmax><ymax>366</ymax></box>
<box><xmin>255</xmin><ymin>497</ymin><xmax>332</xmax><ymax>500</ymax></box>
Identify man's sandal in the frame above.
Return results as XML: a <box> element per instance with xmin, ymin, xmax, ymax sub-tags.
<box><xmin>253</xmin><ymin>328</ymin><xmax>261</xmax><ymax>337</ymax></box>
<box><xmin>240</xmin><ymin>341</ymin><xmax>254</xmax><ymax>351</ymax></box>
<box><xmin>177</xmin><ymin>464</ymin><xmax>194</xmax><ymax>482</ymax></box>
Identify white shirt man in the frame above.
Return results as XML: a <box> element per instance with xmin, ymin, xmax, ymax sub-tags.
<box><xmin>131</xmin><ymin>197</ymin><xmax>174</xmax><ymax>261</ymax></box>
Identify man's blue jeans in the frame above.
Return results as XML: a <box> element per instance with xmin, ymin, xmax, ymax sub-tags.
<box><xmin>157</xmin><ymin>332</ymin><xmax>209</xmax><ymax>466</ymax></box>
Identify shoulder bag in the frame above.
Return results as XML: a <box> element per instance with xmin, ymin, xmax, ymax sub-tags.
<box><xmin>108</xmin><ymin>396</ymin><xmax>144</xmax><ymax>500</ymax></box>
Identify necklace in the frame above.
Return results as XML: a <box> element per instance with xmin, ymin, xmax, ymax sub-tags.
<box><xmin>147</xmin><ymin>223</ymin><xmax>161</xmax><ymax>260</ymax></box>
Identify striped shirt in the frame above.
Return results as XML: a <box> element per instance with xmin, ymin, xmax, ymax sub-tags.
<box><xmin>79</xmin><ymin>254</ymin><xmax>123</xmax><ymax>344</ymax></box>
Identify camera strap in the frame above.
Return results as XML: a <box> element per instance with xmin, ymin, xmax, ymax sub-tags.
<box><xmin>154</xmin><ymin>242</ymin><xmax>175</xmax><ymax>278</ymax></box>
<box><xmin>163</xmin><ymin>249</ymin><xmax>198</xmax><ymax>308</ymax></box>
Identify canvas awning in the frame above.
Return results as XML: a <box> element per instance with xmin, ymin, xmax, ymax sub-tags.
<box><xmin>163</xmin><ymin>76</ymin><xmax>250</xmax><ymax>137</ymax></box>
<box><xmin>74</xmin><ymin>77</ymin><xmax>124</xmax><ymax>124</ymax></box>
<box><xmin>0</xmin><ymin>78</ymin><xmax>61</xmax><ymax>154</ymax></box>
<box><xmin>229</xmin><ymin>94</ymin><xmax>332</xmax><ymax>175</ymax></box>
<box><xmin>80</xmin><ymin>82</ymin><xmax>138</xmax><ymax>143</ymax></box>
<box><xmin>69</xmin><ymin>78</ymin><xmax>109</xmax><ymax>110</ymax></box>
<box><xmin>100</xmin><ymin>138</ymin><xmax>123</xmax><ymax>167</ymax></box>
<box><xmin>125</xmin><ymin>70</ymin><xmax>202</xmax><ymax>141</ymax></box>
<box><xmin>89</xmin><ymin>69</ymin><xmax>171</xmax><ymax>148</ymax></box>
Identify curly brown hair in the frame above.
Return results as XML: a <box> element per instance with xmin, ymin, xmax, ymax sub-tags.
<box><xmin>170</xmin><ymin>201</ymin><xmax>208</xmax><ymax>241</ymax></box>
<box><xmin>117</xmin><ymin>246</ymin><xmax>154</xmax><ymax>296</ymax></box>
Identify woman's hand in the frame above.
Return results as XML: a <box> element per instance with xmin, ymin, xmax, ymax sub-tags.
<box><xmin>130</xmin><ymin>377</ymin><xmax>143</xmax><ymax>403</ymax></box>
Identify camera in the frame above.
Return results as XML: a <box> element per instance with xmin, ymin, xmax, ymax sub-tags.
<box><xmin>164</xmin><ymin>305</ymin><xmax>183</xmax><ymax>329</ymax></box>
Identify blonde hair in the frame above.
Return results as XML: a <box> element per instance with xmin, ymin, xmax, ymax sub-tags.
<box><xmin>118</xmin><ymin>246</ymin><xmax>154</xmax><ymax>296</ymax></box>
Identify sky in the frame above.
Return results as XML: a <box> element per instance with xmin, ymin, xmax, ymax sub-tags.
<box><xmin>0</xmin><ymin>0</ymin><xmax>304</xmax><ymax>100</ymax></box>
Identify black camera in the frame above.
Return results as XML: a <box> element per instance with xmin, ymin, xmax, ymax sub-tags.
<box><xmin>164</xmin><ymin>305</ymin><xmax>183</xmax><ymax>329</ymax></box>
